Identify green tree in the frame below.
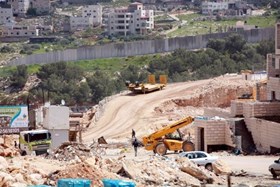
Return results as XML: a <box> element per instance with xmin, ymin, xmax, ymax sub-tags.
<box><xmin>225</xmin><ymin>34</ymin><xmax>246</xmax><ymax>54</ymax></box>
<box><xmin>256</xmin><ymin>40</ymin><xmax>275</xmax><ymax>57</ymax></box>
<box><xmin>11</xmin><ymin>65</ymin><xmax>28</xmax><ymax>89</ymax></box>
<box><xmin>206</xmin><ymin>39</ymin><xmax>225</xmax><ymax>52</ymax></box>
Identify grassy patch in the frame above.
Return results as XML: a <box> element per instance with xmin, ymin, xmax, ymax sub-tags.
<box><xmin>66</xmin><ymin>54</ymin><xmax>159</xmax><ymax>74</ymax></box>
<box><xmin>168</xmin><ymin>14</ymin><xmax>277</xmax><ymax>37</ymax></box>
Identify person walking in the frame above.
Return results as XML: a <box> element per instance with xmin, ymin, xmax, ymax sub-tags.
<box><xmin>132</xmin><ymin>138</ymin><xmax>139</xmax><ymax>157</ymax></box>
<box><xmin>132</xmin><ymin>129</ymin><xmax>136</xmax><ymax>138</ymax></box>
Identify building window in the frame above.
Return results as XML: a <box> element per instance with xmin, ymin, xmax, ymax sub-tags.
<box><xmin>272</xmin><ymin>58</ymin><xmax>276</xmax><ymax>68</ymax></box>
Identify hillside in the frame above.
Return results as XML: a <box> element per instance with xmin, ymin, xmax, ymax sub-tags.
<box><xmin>83</xmin><ymin>74</ymin><xmax>255</xmax><ymax>143</ymax></box>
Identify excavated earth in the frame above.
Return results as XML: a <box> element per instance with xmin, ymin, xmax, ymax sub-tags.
<box><xmin>83</xmin><ymin>74</ymin><xmax>255</xmax><ymax>142</ymax></box>
<box><xmin>1</xmin><ymin>75</ymin><xmax>280</xmax><ymax>187</ymax></box>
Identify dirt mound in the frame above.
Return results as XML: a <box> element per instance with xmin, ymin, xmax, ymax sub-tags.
<box><xmin>48</xmin><ymin>162</ymin><xmax>105</xmax><ymax>187</ymax></box>
<box><xmin>156</xmin><ymin>78</ymin><xmax>255</xmax><ymax>115</ymax></box>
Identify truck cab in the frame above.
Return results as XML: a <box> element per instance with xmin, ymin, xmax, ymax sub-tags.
<box><xmin>19</xmin><ymin>130</ymin><xmax>51</xmax><ymax>156</ymax></box>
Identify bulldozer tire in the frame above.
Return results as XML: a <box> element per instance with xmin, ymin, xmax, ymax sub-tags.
<box><xmin>182</xmin><ymin>141</ymin><xmax>195</xmax><ymax>152</ymax></box>
<box><xmin>154</xmin><ymin>143</ymin><xmax>167</xmax><ymax>156</ymax></box>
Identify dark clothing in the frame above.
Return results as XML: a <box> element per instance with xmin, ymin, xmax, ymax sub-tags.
<box><xmin>132</xmin><ymin>138</ymin><xmax>139</xmax><ymax>157</ymax></box>
<box><xmin>132</xmin><ymin>129</ymin><xmax>136</xmax><ymax>138</ymax></box>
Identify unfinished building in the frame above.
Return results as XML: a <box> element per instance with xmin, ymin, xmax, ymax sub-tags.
<box><xmin>194</xmin><ymin>22</ymin><xmax>280</xmax><ymax>154</ymax></box>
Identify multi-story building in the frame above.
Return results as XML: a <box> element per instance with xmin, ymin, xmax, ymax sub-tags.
<box><xmin>106</xmin><ymin>2</ymin><xmax>154</xmax><ymax>36</ymax></box>
<box><xmin>0</xmin><ymin>3</ymin><xmax>14</xmax><ymax>26</ymax></box>
<box><xmin>61</xmin><ymin>0</ymin><xmax>112</xmax><ymax>5</ymax></box>
<box><xmin>70</xmin><ymin>17</ymin><xmax>94</xmax><ymax>31</ymax></box>
<box><xmin>70</xmin><ymin>5</ymin><xmax>102</xmax><ymax>31</ymax></box>
<box><xmin>82</xmin><ymin>5</ymin><xmax>102</xmax><ymax>24</ymax></box>
<box><xmin>7</xmin><ymin>0</ymin><xmax>30</xmax><ymax>16</ymax></box>
<box><xmin>201</xmin><ymin>0</ymin><xmax>252</xmax><ymax>16</ymax></box>
<box><xmin>267</xmin><ymin>22</ymin><xmax>280</xmax><ymax>100</ymax></box>
<box><xmin>0</xmin><ymin>25</ymin><xmax>37</xmax><ymax>37</ymax></box>
<box><xmin>7</xmin><ymin>0</ymin><xmax>50</xmax><ymax>16</ymax></box>
<box><xmin>29</xmin><ymin>0</ymin><xmax>50</xmax><ymax>15</ymax></box>
<box><xmin>202</xmin><ymin>1</ymin><xmax>229</xmax><ymax>15</ymax></box>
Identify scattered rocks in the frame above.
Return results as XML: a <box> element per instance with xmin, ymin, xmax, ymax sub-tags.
<box><xmin>46</xmin><ymin>142</ymin><xmax>92</xmax><ymax>161</ymax></box>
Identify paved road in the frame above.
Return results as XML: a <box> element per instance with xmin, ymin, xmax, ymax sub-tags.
<box><xmin>220</xmin><ymin>155</ymin><xmax>279</xmax><ymax>176</ymax></box>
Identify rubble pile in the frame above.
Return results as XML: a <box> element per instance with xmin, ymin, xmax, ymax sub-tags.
<box><xmin>44</xmin><ymin>154</ymin><xmax>231</xmax><ymax>187</ymax></box>
<box><xmin>48</xmin><ymin>156</ymin><xmax>123</xmax><ymax>187</ymax></box>
<box><xmin>0</xmin><ymin>135</ymin><xmax>20</xmax><ymax>157</ymax></box>
<box><xmin>107</xmin><ymin>156</ymin><xmax>227</xmax><ymax>187</ymax></box>
<box><xmin>0</xmin><ymin>156</ymin><xmax>49</xmax><ymax>187</ymax></box>
<box><xmin>47</xmin><ymin>142</ymin><xmax>93</xmax><ymax>161</ymax></box>
<box><xmin>48</xmin><ymin>162</ymin><xmax>105</xmax><ymax>187</ymax></box>
<box><xmin>0</xmin><ymin>143</ymin><xmax>19</xmax><ymax>157</ymax></box>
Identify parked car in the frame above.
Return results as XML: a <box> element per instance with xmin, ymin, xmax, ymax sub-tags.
<box><xmin>179</xmin><ymin>151</ymin><xmax>218</xmax><ymax>171</ymax></box>
<box><xmin>269</xmin><ymin>158</ymin><xmax>280</xmax><ymax>179</ymax></box>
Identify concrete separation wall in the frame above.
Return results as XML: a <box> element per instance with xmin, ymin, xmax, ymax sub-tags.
<box><xmin>7</xmin><ymin>27</ymin><xmax>275</xmax><ymax>66</ymax></box>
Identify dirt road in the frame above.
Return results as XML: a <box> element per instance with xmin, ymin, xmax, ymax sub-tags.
<box><xmin>83</xmin><ymin>75</ymin><xmax>241</xmax><ymax>143</ymax></box>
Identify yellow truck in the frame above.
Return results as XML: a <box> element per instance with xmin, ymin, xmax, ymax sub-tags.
<box><xmin>125</xmin><ymin>75</ymin><xmax>167</xmax><ymax>94</ymax></box>
<box><xmin>142</xmin><ymin>116</ymin><xmax>195</xmax><ymax>155</ymax></box>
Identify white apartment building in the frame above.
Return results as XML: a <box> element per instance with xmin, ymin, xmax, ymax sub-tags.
<box><xmin>0</xmin><ymin>4</ymin><xmax>14</xmax><ymax>26</ymax></box>
<box><xmin>70</xmin><ymin>5</ymin><xmax>102</xmax><ymax>31</ymax></box>
<box><xmin>70</xmin><ymin>17</ymin><xmax>94</xmax><ymax>31</ymax></box>
<box><xmin>106</xmin><ymin>2</ymin><xmax>154</xmax><ymax>36</ymax></box>
<box><xmin>202</xmin><ymin>1</ymin><xmax>229</xmax><ymax>15</ymax></box>
<box><xmin>82</xmin><ymin>5</ymin><xmax>102</xmax><ymax>24</ymax></box>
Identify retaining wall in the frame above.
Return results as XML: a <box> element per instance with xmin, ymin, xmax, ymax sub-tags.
<box><xmin>242</xmin><ymin>102</ymin><xmax>280</xmax><ymax>118</ymax></box>
<box><xmin>7</xmin><ymin>27</ymin><xmax>275</xmax><ymax>66</ymax></box>
<box><xmin>245</xmin><ymin>117</ymin><xmax>280</xmax><ymax>153</ymax></box>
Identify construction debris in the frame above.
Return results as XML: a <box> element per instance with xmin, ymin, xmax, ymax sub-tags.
<box><xmin>46</xmin><ymin>142</ymin><xmax>92</xmax><ymax>162</ymax></box>
<box><xmin>0</xmin><ymin>143</ymin><xmax>20</xmax><ymax>157</ymax></box>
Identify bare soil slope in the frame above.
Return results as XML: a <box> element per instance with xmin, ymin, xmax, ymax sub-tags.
<box><xmin>83</xmin><ymin>74</ymin><xmax>254</xmax><ymax>143</ymax></box>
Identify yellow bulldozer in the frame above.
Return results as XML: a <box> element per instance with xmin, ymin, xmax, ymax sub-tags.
<box><xmin>142</xmin><ymin>116</ymin><xmax>195</xmax><ymax>155</ymax></box>
<box><xmin>125</xmin><ymin>74</ymin><xmax>167</xmax><ymax>94</ymax></box>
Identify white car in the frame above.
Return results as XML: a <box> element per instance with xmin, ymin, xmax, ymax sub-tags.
<box><xmin>179</xmin><ymin>151</ymin><xmax>218</xmax><ymax>171</ymax></box>
<box><xmin>269</xmin><ymin>158</ymin><xmax>280</xmax><ymax>179</ymax></box>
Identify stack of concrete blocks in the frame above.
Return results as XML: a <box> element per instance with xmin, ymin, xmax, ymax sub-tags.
<box><xmin>245</xmin><ymin>118</ymin><xmax>280</xmax><ymax>153</ymax></box>
<box><xmin>242</xmin><ymin>102</ymin><xmax>280</xmax><ymax>118</ymax></box>
<box><xmin>230</xmin><ymin>100</ymin><xmax>246</xmax><ymax>117</ymax></box>
<box><xmin>194</xmin><ymin>118</ymin><xmax>235</xmax><ymax>152</ymax></box>
<box><xmin>43</xmin><ymin>106</ymin><xmax>70</xmax><ymax>149</ymax></box>
<box><xmin>242</xmin><ymin>102</ymin><xmax>280</xmax><ymax>153</ymax></box>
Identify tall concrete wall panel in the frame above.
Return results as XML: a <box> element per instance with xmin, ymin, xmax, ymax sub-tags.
<box><xmin>7</xmin><ymin>27</ymin><xmax>275</xmax><ymax>66</ymax></box>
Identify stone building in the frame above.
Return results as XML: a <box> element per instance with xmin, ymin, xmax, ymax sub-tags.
<box><xmin>7</xmin><ymin>0</ymin><xmax>50</xmax><ymax>16</ymax></box>
<box><xmin>0</xmin><ymin>3</ymin><xmax>14</xmax><ymax>26</ymax></box>
<box><xmin>195</xmin><ymin>22</ymin><xmax>280</xmax><ymax>154</ymax></box>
